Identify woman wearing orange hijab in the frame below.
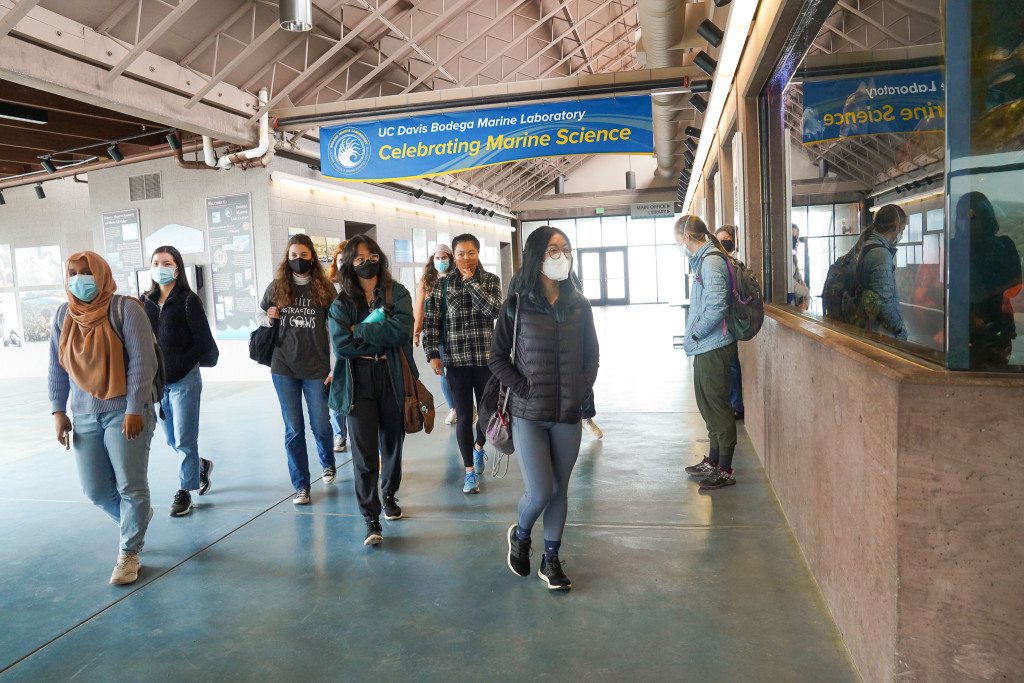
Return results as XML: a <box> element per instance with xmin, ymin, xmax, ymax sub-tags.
<box><xmin>48</xmin><ymin>251</ymin><xmax>160</xmax><ymax>585</ymax></box>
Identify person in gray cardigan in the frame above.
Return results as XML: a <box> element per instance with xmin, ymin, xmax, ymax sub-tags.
<box><xmin>676</xmin><ymin>216</ymin><xmax>739</xmax><ymax>490</ymax></box>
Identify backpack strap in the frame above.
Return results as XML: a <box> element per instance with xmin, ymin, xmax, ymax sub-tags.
<box><xmin>695</xmin><ymin>251</ymin><xmax>735</xmax><ymax>303</ymax></box>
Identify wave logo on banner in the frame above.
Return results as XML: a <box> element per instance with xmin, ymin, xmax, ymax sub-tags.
<box><xmin>327</xmin><ymin>128</ymin><xmax>372</xmax><ymax>176</ymax></box>
<box><xmin>320</xmin><ymin>95</ymin><xmax>654</xmax><ymax>183</ymax></box>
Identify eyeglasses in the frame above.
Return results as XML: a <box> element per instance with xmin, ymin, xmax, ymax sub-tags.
<box><xmin>353</xmin><ymin>254</ymin><xmax>380</xmax><ymax>266</ymax></box>
<box><xmin>545</xmin><ymin>247</ymin><xmax>573</xmax><ymax>259</ymax></box>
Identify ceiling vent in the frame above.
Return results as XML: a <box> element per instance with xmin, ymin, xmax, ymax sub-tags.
<box><xmin>129</xmin><ymin>173</ymin><xmax>162</xmax><ymax>202</ymax></box>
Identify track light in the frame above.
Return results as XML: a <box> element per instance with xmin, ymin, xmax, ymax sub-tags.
<box><xmin>685</xmin><ymin>126</ymin><xmax>702</xmax><ymax>138</ymax></box>
<box><xmin>414</xmin><ymin>188</ymin><xmax>424</xmax><ymax>199</ymax></box>
<box><xmin>466</xmin><ymin>204</ymin><xmax>475</xmax><ymax>212</ymax></box>
<box><xmin>437</xmin><ymin>196</ymin><xmax>447</xmax><ymax>205</ymax></box>
<box><xmin>41</xmin><ymin>158</ymin><xmax>57</xmax><ymax>174</ymax></box>
<box><xmin>714</xmin><ymin>0</ymin><xmax>731</xmax><ymax>7</ymax></box>
<box><xmin>0</xmin><ymin>189</ymin><xmax>5</xmax><ymax>206</ymax></box>
<box><xmin>694</xmin><ymin>51</ymin><xmax>718</xmax><ymax>76</ymax></box>
<box><xmin>107</xmin><ymin>143</ymin><xmax>124</xmax><ymax>163</ymax></box>
<box><xmin>280</xmin><ymin>0</ymin><xmax>312</xmax><ymax>31</ymax></box>
<box><xmin>489</xmin><ymin>210</ymin><xmax>495</xmax><ymax>217</ymax></box>
<box><xmin>689</xmin><ymin>79</ymin><xmax>713</xmax><ymax>94</ymax></box>
<box><xmin>689</xmin><ymin>94</ymin><xmax>708</xmax><ymax>113</ymax></box>
<box><xmin>684</xmin><ymin>138</ymin><xmax>698</xmax><ymax>154</ymax></box>
<box><xmin>166</xmin><ymin>132</ymin><xmax>181</xmax><ymax>152</ymax></box>
<box><xmin>554</xmin><ymin>176</ymin><xmax>565</xmax><ymax>195</ymax></box>
<box><xmin>34</xmin><ymin>183</ymin><xmax>45</xmax><ymax>199</ymax></box>
<box><xmin>697</xmin><ymin>20</ymin><xmax>724</xmax><ymax>48</ymax></box>
<box><xmin>684</xmin><ymin>150</ymin><xmax>695</xmax><ymax>166</ymax></box>
<box><xmin>626</xmin><ymin>170</ymin><xmax>636</xmax><ymax>190</ymax></box>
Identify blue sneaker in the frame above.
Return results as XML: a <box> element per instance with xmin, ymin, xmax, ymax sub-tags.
<box><xmin>473</xmin><ymin>447</ymin><xmax>487</xmax><ymax>475</ymax></box>
<box><xmin>463</xmin><ymin>471</ymin><xmax>480</xmax><ymax>494</ymax></box>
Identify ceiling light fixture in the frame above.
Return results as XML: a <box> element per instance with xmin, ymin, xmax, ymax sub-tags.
<box><xmin>107</xmin><ymin>143</ymin><xmax>124</xmax><ymax>163</ymax></box>
<box><xmin>684</xmin><ymin>138</ymin><xmax>699</xmax><ymax>154</ymax></box>
<box><xmin>697</xmin><ymin>20</ymin><xmax>725</xmax><ymax>48</ymax></box>
<box><xmin>689</xmin><ymin>94</ymin><xmax>708</xmax><ymax>113</ymax></box>
<box><xmin>165</xmin><ymin>132</ymin><xmax>181</xmax><ymax>152</ymax></box>
<box><xmin>41</xmin><ymin>158</ymin><xmax>57</xmax><ymax>174</ymax></box>
<box><xmin>34</xmin><ymin>183</ymin><xmax>45</xmax><ymax>199</ymax></box>
<box><xmin>693</xmin><ymin>51</ymin><xmax>718</xmax><ymax>77</ymax></box>
<box><xmin>280</xmin><ymin>0</ymin><xmax>312</xmax><ymax>31</ymax></box>
<box><xmin>414</xmin><ymin>188</ymin><xmax>424</xmax><ymax>199</ymax></box>
<box><xmin>0</xmin><ymin>189</ymin><xmax>5</xmax><ymax>206</ymax></box>
<box><xmin>626</xmin><ymin>170</ymin><xmax>636</xmax><ymax>190</ymax></box>
<box><xmin>685</xmin><ymin>126</ymin><xmax>702</xmax><ymax>138</ymax></box>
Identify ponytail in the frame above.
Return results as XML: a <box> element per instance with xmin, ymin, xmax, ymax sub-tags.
<box><xmin>674</xmin><ymin>214</ymin><xmax>731</xmax><ymax>255</ymax></box>
<box><xmin>858</xmin><ymin>204</ymin><xmax>907</xmax><ymax>246</ymax></box>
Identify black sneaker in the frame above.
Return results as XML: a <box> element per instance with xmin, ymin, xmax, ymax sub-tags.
<box><xmin>383</xmin><ymin>494</ymin><xmax>403</xmax><ymax>520</ymax></box>
<box><xmin>700</xmin><ymin>468</ymin><xmax>737</xmax><ymax>490</ymax></box>
<box><xmin>198</xmin><ymin>458</ymin><xmax>213</xmax><ymax>495</ymax></box>
<box><xmin>507</xmin><ymin>523</ymin><xmax>531</xmax><ymax>577</ymax></box>
<box><xmin>538</xmin><ymin>554</ymin><xmax>571</xmax><ymax>590</ymax></box>
<box><xmin>364</xmin><ymin>520</ymin><xmax>383</xmax><ymax>546</ymax></box>
<box><xmin>733</xmin><ymin>410</ymin><xmax>744</xmax><ymax>421</ymax></box>
<box><xmin>169</xmin><ymin>489</ymin><xmax>192</xmax><ymax>517</ymax></box>
<box><xmin>685</xmin><ymin>457</ymin><xmax>716</xmax><ymax>477</ymax></box>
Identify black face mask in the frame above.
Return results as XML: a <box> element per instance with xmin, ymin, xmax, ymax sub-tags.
<box><xmin>721</xmin><ymin>239</ymin><xmax>735</xmax><ymax>253</ymax></box>
<box><xmin>289</xmin><ymin>257</ymin><xmax>313</xmax><ymax>275</ymax></box>
<box><xmin>355</xmin><ymin>260</ymin><xmax>380</xmax><ymax>280</ymax></box>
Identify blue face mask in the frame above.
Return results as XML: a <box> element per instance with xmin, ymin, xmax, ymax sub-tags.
<box><xmin>68</xmin><ymin>274</ymin><xmax>98</xmax><ymax>302</ymax></box>
<box><xmin>151</xmin><ymin>265</ymin><xmax>177</xmax><ymax>285</ymax></box>
<box><xmin>434</xmin><ymin>259</ymin><xmax>450</xmax><ymax>273</ymax></box>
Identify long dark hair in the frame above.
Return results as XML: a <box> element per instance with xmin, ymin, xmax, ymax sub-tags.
<box><xmin>511</xmin><ymin>226</ymin><xmax>580</xmax><ymax>300</ymax></box>
<box><xmin>336</xmin><ymin>234</ymin><xmax>395</xmax><ymax>306</ymax></box>
<box><xmin>270</xmin><ymin>234</ymin><xmax>335</xmax><ymax>308</ymax></box>
<box><xmin>146</xmin><ymin>245</ymin><xmax>191</xmax><ymax>299</ymax></box>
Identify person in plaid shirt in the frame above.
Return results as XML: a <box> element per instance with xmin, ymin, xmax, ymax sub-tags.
<box><xmin>422</xmin><ymin>234</ymin><xmax>502</xmax><ymax>494</ymax></box>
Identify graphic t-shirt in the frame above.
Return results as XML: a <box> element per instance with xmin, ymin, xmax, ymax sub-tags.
<box><xmin>260</xmin><ymin>283</ymin><xmax>331</xmax><ymax>379</ymax></box>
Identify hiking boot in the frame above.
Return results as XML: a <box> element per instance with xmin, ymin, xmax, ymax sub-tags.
<box><xmin>364</xmin><ymin>520</ymin><xmax>383</xmax><ymax>546</ymax></box>
<box><xmin>463</xmin><ymin>471</ymin><xmax>480</xmax><ymax>494</ymax></box>
<box><xmin>322</xmin><ymin>466</ymin><xmax>337</xmax><ymax>485</ymax></box>
<box><xmin>109</xmin><ymin>553</ymin><xmax>141</xmax><ymax>585</ymax></box>
<box><xmin>444</xmin><ymin>409</ymin><xmax>457</xmax><ymax>425</ymax></box>
<box><xmin>169</xmin><ymin>489</ymin><xmax>192</xmax><ymax>517</ymax></box>
<box><xmin>333</xmin><ymin>436</ymin><xmax>348</xmax><ymax>452</ymax></box>
<box><xmin>582</xmin><ymin>418</ymin><xmax>603</xmax><ymax>439</ymax></box>
<box><xmin>685</xmin><ymin>457</ymin><xmax>716</xmax><ymax>478</ymax></box>
<box><xmin>383</xmin><ymin>495</ymin><xmax>403</xmax><ymax>520</ymax></box>
<box><xmin>473</xmin><ymin>447</ymin><xmax>487</xmax><ymax>475</ymax></box>
<box><xmin>537</xmin><ymin>554</ymin><xmax>571</xmax><ymax>590</ymax></box>
<box><xmin>293</xmin><ymin>488</ymin><xmax>311</xmax><ymax>505</ymax></box>
<box><xmin>700</xmin><ymin>468</ymin><xmax>737</xmax><ymax>490</ymax></box>
<box><xmin>507</xmin><ymin>524</ymin><xmax>531</xmax><ymax>577</ymax></box>
<box><xmin>198</xmin><ymin>458</ymin><xmax>213</xmax><ymax>495</ymax></box>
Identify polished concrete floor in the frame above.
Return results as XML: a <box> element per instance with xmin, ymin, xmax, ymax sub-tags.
<box><xmin>0</xmin><ymin>305</ymin><xmax>860</xmax><ymax>681</ymax></box>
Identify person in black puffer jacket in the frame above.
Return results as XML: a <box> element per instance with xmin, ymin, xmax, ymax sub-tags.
<box><xmin>490</xmin><ymin>226</ymin><xmax>599</xmax><ymax>591</ymax></box>
<box><xmin>141</xmin><ymin>246</ymin><xmax>219</xmax><ymax>518</ymax></box>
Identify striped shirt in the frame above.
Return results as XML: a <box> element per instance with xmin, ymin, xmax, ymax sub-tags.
<box><xmin>422</xmin><ymin>266</ymin><xmax>501</xmax><ymax>366</ymax></box>
<box><xmin>49</xmin><ymin>297</ymin><xmax>159</xmax><ymax>416</ymax></box>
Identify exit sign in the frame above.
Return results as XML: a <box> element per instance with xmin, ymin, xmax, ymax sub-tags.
<box><xmin>595</xmin><ymin>207</ymin><xmax>605</xmax><ymax>214</ymax></box>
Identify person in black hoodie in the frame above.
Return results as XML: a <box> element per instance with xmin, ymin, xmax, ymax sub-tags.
<box><xmin>490</xmin><ymin>226</ymin><xmax>599</xmax><ymax>591</ymax></box>
<box><xmin>142</xmin><ymin>246</ymin><xmax>219</xmax><ymax>517</ymax></box>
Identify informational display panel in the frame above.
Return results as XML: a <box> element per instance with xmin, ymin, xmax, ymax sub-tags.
<box><xmin>206</xmin><ymin>193</ymin><xmax>257</xmax><ymax>339</ymax></box>
<box><xmin>102</xmin><ymin>209</ymin><xmax>143</xmax><ymax>297</ymax></box>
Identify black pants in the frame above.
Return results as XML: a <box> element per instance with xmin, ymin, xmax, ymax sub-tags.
<box><xmin>445</xmin><ymin>364</ymin><xmax>491</xmax><ymax>467</ymax></box>
<box><xmin>348</xmin><ymin>358</ymin><xmax>405</xmax><ymax>521</ymax></box>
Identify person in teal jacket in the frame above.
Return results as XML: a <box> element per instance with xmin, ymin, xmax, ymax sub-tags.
<box><xmin>328</xmin><ymin>235</ymin><xmax>416</xmax><ymax>547</ymax></box>
<box><xmin>676</xmin><ymin>215</ymin><xmax>739</xmax><ymax>490</ymax></box>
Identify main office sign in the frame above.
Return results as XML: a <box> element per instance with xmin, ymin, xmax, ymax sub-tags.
<box><xmin>320</xmin><ymin>96</ymin><xmax>654</xmax><ymax>182</ymax></box>
<box><xmin>802</xmin><ymin>69</ymin><xmax>945</xmax><ymax>144</ymax></box>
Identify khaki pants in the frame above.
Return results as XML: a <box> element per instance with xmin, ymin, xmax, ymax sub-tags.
<box><xmin>693</xmin><ymin>342</ymin><xmax>737</xmax><ymax>457</ymax></box>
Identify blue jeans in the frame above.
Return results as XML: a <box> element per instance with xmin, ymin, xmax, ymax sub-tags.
<box><xmin>158</xmin><ymin>365</ymin><xmax>203</xmax><ymax>491</ymax></box>
<box><xmin>272</xmin><ymin>374</ymin><xmax>336</xmax><ymax>491</ymax></box>
<box><xmin>72</xmin><ymin>409</ymin><xmax>156</xmax><ymax>555</ymax></box>
<box><xmin>729</xmin><ymin>350</ymin><xmax>744</xmax><ymax>413</ymax></box>
<box><xmin>330</xmin><ymin>409</ymin><xmax>348</xmax><ymax>441</ymax></box>
<box><xmin>438</xmin><ymin>344</ymin><xmax>454</xmax><ymax>409</ymax></box>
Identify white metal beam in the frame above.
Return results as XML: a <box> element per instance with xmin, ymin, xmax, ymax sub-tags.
<box><xmin>0</xmin><ymin>0</ymin><xmax>40</xmax><ymax>39</ymax></box>
<box><xmin>104</xmin><ymin>0</ymin><xmax>204</xmax><ymax>83</ymax></box>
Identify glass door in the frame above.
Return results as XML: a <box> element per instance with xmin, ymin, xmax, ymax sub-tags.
<box><xmin>576</xmin><ymin>247</ymin><xmax>630</xmax><ymax>305</ymax></box>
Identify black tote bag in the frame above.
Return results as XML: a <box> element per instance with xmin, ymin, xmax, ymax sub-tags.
<box><xmin>249</xmin><ymin>318</ymin><xmax>280</xmax><ymax>367</ymax></box>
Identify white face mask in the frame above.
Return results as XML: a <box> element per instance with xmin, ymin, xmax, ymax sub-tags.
<box><xmin>541</xmin><ymin>253</ymin><xmax>572</xmax><ymax>281</ymax></box>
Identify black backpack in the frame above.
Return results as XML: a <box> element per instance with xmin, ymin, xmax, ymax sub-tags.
<box><xmin>58</xmin><ymin>294</ymin><xmax>166</xmax><ymax>414</ymax></box>
<box><xmin>821</xmin><ymin>243</ymin><xmax>886</xmax><ymax>326</ymax></box>
<box><xmin>697</xmin><ymin>251</ymin><xmax>765</xmax><ymax>341</ymax></box>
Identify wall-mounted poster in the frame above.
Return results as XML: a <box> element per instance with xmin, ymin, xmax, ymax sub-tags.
<box><xmin>0</xmin><ymin>244</ymin><xmax>15</xmax><ymax>289</ymax></box>
<box><xmin>102</xmin><ymin>209</ymin><xmax>143</xmax><ymax>297</ymax></box>
<box><xmin>325</xmin><ymin>237</ymin><xmax>341</xmax><ymax>262</ymax></box>
<box><xmin>14</xmin><ymin>245</ymin><xmax>62</xmax><ymax>287</ymax></box>
<box><xmin>207</xmin><ymin>193</ymin><xmax>257</xmax><ymax>339</ymax></box>
<box><xmin>310</xmin><ymin>235</ymin><xmax>329</xmax><ymax>261</ymax></box>
<box><xmin>394</xmin><ymin>239</ymin><xmax>413</xmax><ymax>263</ymax></box>
<box><xmin>0</xmin><ymin>292</ymin><xmax>20</xmax><ymax>347</ymax></box>
<box><xmin>18</xmin><ymin>290</ymin><xmax>64</xmax><ymax>342</ymax></box>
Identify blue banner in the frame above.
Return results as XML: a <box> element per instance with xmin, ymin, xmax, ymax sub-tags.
<box><xmin>320</xmin><ymin>96</ymin><xmax>653</xmax><ymax>182</ymax></box>
<box><xmin>802</xmin><ymin>70</ymin><xmax>945</xmax><ymax>144</ymax></box>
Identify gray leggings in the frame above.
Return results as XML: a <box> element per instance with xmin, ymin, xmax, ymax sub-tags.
<box><xmin>512</xmin><ymin>418</ymin><xmax>583</xmax><ymax>542</ymax></box>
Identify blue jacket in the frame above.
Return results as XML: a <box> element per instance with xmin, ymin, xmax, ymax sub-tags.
<box><xmin>861</xmin><ymin>232</ymin><xmax>907</xmax><ymax>340</ymax></box>
<box><xmin>684</xmin><ymin>241</ymin><xmax>735</xmax><ymax>356</ymax></box>
<box><xmin>327</xmin><ymin>282</ymin><xmax>416</xmax><ymax>417</ymax></box>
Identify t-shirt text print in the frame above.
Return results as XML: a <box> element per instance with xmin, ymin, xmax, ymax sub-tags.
<box><xmin>282</xmin><ymin>296</ymin><xmax>319</xmax><ymax>329</ymax></box>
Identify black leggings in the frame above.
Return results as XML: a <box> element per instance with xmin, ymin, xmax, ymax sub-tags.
<box><xmin>445</xmin><ymin>364</ymin><xmax>491</xmax><ymax>467</ymax></box>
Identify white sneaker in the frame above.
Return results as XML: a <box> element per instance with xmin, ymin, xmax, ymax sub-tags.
<box><xmin>109</xmin><ymin>553</ymin><xmax>141</xmax><ymax>585</ymax></box>
<box><xmin>333</xmin><ymin>436</ymin><xmax>347</xmax><ymax>452</ymax></box>
<box><xmin>444</xmin><ymin>409</ymin><xmax>457</xmax><ymax>425</ymax></box>
<box><xmin>582</xmin><ymin>418</ymin><xmax>603</xmax><ymax>440</ymax></box>
<box><xmin>293</xmin><ymin>489</ymin><xmax>311</xmax><ymax>505</ymax></box>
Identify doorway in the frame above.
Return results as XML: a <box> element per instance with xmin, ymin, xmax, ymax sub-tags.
<box><xmin>576</xmin><ymin>247</ymin><xmax>629</xmax><ymax>305</ymax></box>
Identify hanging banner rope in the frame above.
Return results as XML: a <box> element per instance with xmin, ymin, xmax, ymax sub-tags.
<box><xmin>320</xmin><ymin>95</ymin><xmax>654</xmax><ymax>182</ymax></box>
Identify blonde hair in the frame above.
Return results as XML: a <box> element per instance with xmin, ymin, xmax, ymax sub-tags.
<box><xmin>674</xmin><ymin>215</ymin><xmax>730</xmax><ymax>255</ymax></box>
<box><xmin>327</xmin><ymin>239</ymin><xmax>349</xmax><ymax>282</ymax></box>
